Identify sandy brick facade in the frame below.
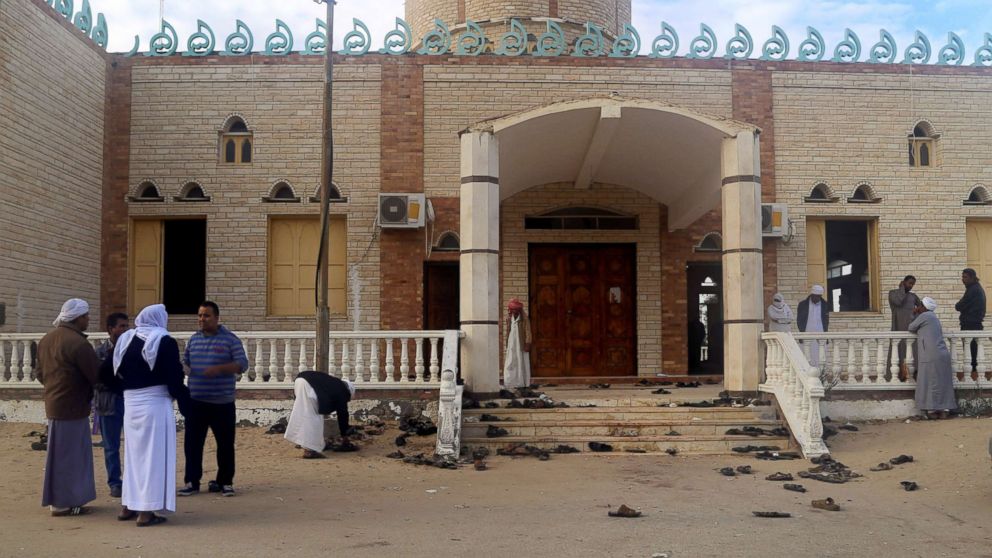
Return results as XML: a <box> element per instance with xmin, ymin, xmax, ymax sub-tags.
<box><xmin>0</xmin><ymin>0</ymin><xmax>106</xmax><ymax>332</ymax></box>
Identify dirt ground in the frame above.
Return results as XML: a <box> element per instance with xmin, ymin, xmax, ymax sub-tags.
<box><xmin>2</xmin><ymin>417</ymin><xmax>992</xmax><ymax>558</ymax></box>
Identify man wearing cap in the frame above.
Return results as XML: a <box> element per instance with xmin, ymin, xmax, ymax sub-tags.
<box><xmin>909</xmin><ymin>297</ymin><xmax>957</xmax><ymax>419</ymax></box>
<box><xmin>797</xmin><ymin>285</ymin><xmax>830</xmax><ymax>367</ymax></box>
<box><xmin>503</xmin><ymin>298</ymin><xmax>532</xmax><ymax>389</ymax></box>
<box><xmin>36</xmin><ymin>298</ymin><xmax>101</xmax><ymax>517</ymax></box>
<box><xmin>284</xmin><ymin>372</ymin><xmax>355</xmax><ymax>459</ymax></box>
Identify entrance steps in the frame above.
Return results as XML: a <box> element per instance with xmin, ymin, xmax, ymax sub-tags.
<box><xmin>461</xmin><ymin>386</ymin><xmax>791</xmax><ymax>456</ymax></box>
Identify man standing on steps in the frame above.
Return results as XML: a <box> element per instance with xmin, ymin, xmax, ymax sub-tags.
<box><xmin>179</xmin><ymin>301</ymin><xmax>248</xmax><ymax>498</ymax></box>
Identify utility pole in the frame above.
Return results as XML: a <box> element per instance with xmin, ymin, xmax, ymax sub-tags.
<box><xmin>314</xmin><ymin>0</ymin><xmax>335</xmax><ymax>372</ymax></box>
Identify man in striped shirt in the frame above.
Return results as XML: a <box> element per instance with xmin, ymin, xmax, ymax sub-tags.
<box><xmin>178</xmin><ymin>301</ymin><xmax>248</xmax><ymax>498</ymax></box>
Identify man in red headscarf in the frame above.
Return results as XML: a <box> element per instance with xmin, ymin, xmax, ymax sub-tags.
<box><xmin>503</xmin><ymin>298</ymin><xmax>532</xmax><ymax>389</ymax></box>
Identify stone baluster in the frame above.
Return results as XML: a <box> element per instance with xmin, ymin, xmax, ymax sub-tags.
<box><xmin>400</xmin><ymin>338</ymin><xmax>410</xmax><ymax>383</ymax></box>
<box><xmin>340</xmin><ymin>340</ymin><xmax>351</xmax><ymax>381</ymax></box>
<box><xmin>354</xmin><ymin>339</ymin><xmax>365</xmax><ymax>383</ymax></box>
<box><xmin>10</xmin><ymin>342</ymin><xmax>21</xmax><ymax>382</ymax></box>
<box><xmin>253</xmin><ymin>340</ymin><xmax>263</xmax><ymax>382</ymax></box>
<box><xmin>845</xmin><ymin>338</ymin><xmax>856</xmax><ymax>384</ymax></box>
<box><xmin>20</xmin><ymin>340</ymin><xmax>32</xmax><ymax>380</ymax></box>
<box><xmin>328</xmin><ymin>339</ymin><xmax>336</xmax><ymax>375</ymax></box>
<box><xmin>954</xmin><ymin>336</ymin><xmax>967</xmax><ymax>380</ymax></box>
<box><xmin>977</xmin><ymin>336</ymin><xmax>986</xmax><ymax>380</ymax></box>
<box><xmin>384</xmin><ymin>339</ymin><xmax>395</xmax><ymax>383</ymax></box>
<box><xmin>859</xmin><ymin>338</ymin><xmax>871</xmax><ymax>384</ymax></box>
<box><xmin>905</xmin><ymin>341</ymin><xmax>915</xmax><ymax>383</ymax></box>
<box><xmin>888</xmin><ymin>340</ymin><xmax>900</xmax><ymax>381</ymax></box>
<box><xmin>875</xmin><ymin>339</ymin><xmax>887</xmax><ymax>384</ymax></box>
<box><xmin>829</xmin><ymin>339</ymin><xmax>840</xmax><ymax>381</ymax></box>
<box><xmin>283</xmin><ymin>339</ymin><xmax>294</xmax><ymax>382</ymax></box>
<box><xmin>429</xmin><ymin>337</ymin><xmax>440</xmax><ymax>383</ymax></box>
<box><xmin>298</xmin><ymin>341</ymin><xmax>308</xmax><ymax>373</ymax></box>
<box><xmin>268</xmin><ymin>339</ymin><xmax>278</xmax><ymax>381</ymax></box>
<box><xmin>415</xmin><ymin>339</ymin><xmax>425</xmax><ymax>384</ymax></box>
<box><xmin>369</xmin><ymin>339</ymin><xmax>381</xmax><ymax>383</ymax></box>
<box><xmin>0</xmin><ymin>340</ymin><xmax>7</xmax><ymax>382</ymax></box>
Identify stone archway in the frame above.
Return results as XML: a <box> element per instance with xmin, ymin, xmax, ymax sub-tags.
<box><xmin>459</xmin><ymin>96</ymin><xmax>763</xmax><ymax>394</ymax></box>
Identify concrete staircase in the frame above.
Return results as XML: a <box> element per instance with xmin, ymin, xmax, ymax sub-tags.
<box><xmin>461</xmin><ymin>386</ymin><xmax>791</xmax><ymax>456</ymax></box>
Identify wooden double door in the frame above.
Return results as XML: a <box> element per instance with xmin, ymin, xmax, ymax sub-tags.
<box><xmin>529</xmin><ymin>244</ymin><xmax>637</xmax><ymax>377</ymax></box>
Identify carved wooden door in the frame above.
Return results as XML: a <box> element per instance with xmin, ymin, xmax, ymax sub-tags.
<box><xmin>529</xmin><ymin>245</ymin><xmax>636</xmax><ymax>377</ymax></box>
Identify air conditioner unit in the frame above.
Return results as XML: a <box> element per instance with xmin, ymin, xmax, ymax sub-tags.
<box><xmin>379</xmin><ymin>193</ymin><xmax>427</xmax><ymax>228</ymax></box>
<box><xmin>761</xmin><ymin>203</ymin><xmax>789</xmax><ymax>237</ymax></box>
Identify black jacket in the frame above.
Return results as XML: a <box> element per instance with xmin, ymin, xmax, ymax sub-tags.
<box><xmin>796</xmin><ymin>296</ymin><xmax>830</xmax><ymax>332</ymax></box>
<box><xmin>955</xmin><ymin>281</ymin><xmax>987</xmax><ymax>327</ymax></box>
<box><xmin>298</xmin><ymin>371</ymin><xmax>352</xmax><ymax>435</ymax></box>
<box><xmin>99</xmin><ymin>336</ymin><xmax>191</xmax><ymax>416</ymax></box>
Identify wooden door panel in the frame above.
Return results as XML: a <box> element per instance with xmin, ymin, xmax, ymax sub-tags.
<box><xmin>530</xmin><ymin>248</ymin><xmax>565</xmax><ymax>376</ymax></box>
<box><xmin>600</xmin><ymin>247</ymin><xmax>636</xmax><ymax>375</ymax></box>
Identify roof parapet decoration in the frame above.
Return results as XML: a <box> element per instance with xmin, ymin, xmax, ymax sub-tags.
<box><xmin>41</xmin><ymin>0</ymin><xmax>109</xmax><ymax>49</ymax></box>
<box><xmin>116</xmin><ymin>18</ymin><xmax>992</xmax><ymax>67</ymax></box>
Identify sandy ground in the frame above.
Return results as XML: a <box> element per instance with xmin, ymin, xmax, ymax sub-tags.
<box><xmin>2</xmin><ymin>417</ymin><xmax>992</xmax><ymax>558</ymax></box>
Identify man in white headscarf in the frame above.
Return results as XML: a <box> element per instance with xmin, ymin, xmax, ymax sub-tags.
<box><xmin>285</xmin><ymin>372</ymin><xmax>356</xmax><ymax>459</ymax></box>
<box><xmin>909</xmin><ymin>297</ymin><xmax>957</xmax><ymax>419</ymax></box>
<box><xmin>797</xmin><ymin>285</ymin><xmax>830</xmax><ymax>367</ymax></box>
<box><xmin>767</xmin><ymin>293</ymin><xmax>794</xmax><ymax>333</ymax></box>
<box><xmin>37</xmin><ymin>298</ymin><xmax>100</xmax><ymax>517</ymax></box>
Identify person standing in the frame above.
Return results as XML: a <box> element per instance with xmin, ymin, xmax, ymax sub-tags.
<box><xmin>797</xmin><ymin>285</ymin><xmax>830</xmax><ymax>367</ymax></box>
<box><xmin>766</xmin><ymin>293</ymin><xmax>794</xmax><ymax>333</ymax></box>
<box><xmin>94</xmin><ymin>312</ymin><xmax>129</xmax><ymax>498</ymax></box>
<box><xmin>37</xmin><ymin>298</ymin><xmax>100</xmax><ymax>517</ymax></box>
<box><xmin>284</xmin><ymin>372</ymin><xmax>355</xmax><ymax>459</ymax></box>
<box><xmin>502</xmin><ymin>298</ymin><xmax>532</xmax><ymax>389</ymax></box>
<box><xmin>955</xmin><ymin>268</ymin><xmax>987</xmax><ymax>373</ymax></box>
<box><xmin>909</xmin><ymin>297</ymin><xmax>957</xmax><ymax>419</ymax></box>
<box><xmin>179</xmin><ymin>301</ymin><xmax>248</xmax><ymax>497</ymax></box>
<box><xmin>105</xmin><ymin>304</ymin><xmax>190</xmax><ymax>526</ymax></box>
<box><xmin>888</xmin><ymin>276</ymin><xmax>921</xmax><ymax>381</ymax></box>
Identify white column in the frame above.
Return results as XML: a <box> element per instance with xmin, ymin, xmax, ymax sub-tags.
<box><xmin>721</xmin><ymin>131</ymin><xmax>764</xmax><ymax>392</ymax></box>
<box><xmin>459</xmin><ymin>129</ymin><xmax>501</xmax><ymax>394</ymax></box>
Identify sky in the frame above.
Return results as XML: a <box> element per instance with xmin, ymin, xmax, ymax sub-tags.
<box><xmin>89</xmin><ymin>0</ymin><xmax>992</xmax><ymax>60</ymax></box>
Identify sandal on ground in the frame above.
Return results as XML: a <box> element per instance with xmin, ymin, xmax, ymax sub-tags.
<box><xmin>117</xmin><ymin>509</ymin><xmax>137</xmax><ymax>521</ymax></box>
<box><xmin>302</xmin><ymin>450</ymin><xmax>326</xmax><ymax>459</ymax></box>
<box><xmin>607</xmin><ymin>504</ymin><xmax>642</xmax><ymax>518</ymax></box>
<box><xmin>870</xmin><ymin>462</ymin><xmax>894</xmax><ymax>471</ymax></box>
<box><xmin>811</xmin><ymin>497</ymin><xmax>841</xmax><ymax>511</ymax></box>
<box><xmin>136</xmin><ymin>515</ymin><xmax>167</xmax><ymax>527</ymax></box>
<box><xmin>51</xmin><ymin>506</ymin><xmax>90</xmax><ymax>517</ymax></box>
<box><xmin>752</xmin><ymin>511</ymin><xmax>791</xmax><ymax>518</ymax></box>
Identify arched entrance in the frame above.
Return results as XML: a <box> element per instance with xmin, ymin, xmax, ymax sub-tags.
<box><xmin>458</xmin><ymin>96</ymin><xmax>764</xmax><ymax>394</ymax></box>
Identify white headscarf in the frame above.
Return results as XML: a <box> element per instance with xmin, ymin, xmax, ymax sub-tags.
<box><xmin>53</xmin><ymin>298</ymin><xmax>89</xmax><ymax>326</ymax></box>
<box><xmin>768</xmin><ymin>293</ymin><xmax>794</xmax><ymax>322</ymax></box>
<box><xmin>922</xmin><ymin>297</ymin><xmax>938</xmax><ymax>311</ymax></box>
<box><xmin>343</xmin><ymin>379</ymin><xmax>356</xmax><ymax>398</ymax></box>
<box><xmin>810</xmin><ymin>285</ymin><xmax>825</xmax><ymax>296</ymax></box>
<box><xmin>113</xmin><ymin>304</ymin><xmax>170</xmax><ymax>373</ymax></box>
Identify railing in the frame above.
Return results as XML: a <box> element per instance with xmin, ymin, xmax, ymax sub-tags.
<box><xmin>435</xmin><ymin>330</ymin><xmax>464</xmax><ymax>458</ymax></box>
<box><xmin>0</xmin><ymin>330</ymin><xmax>464</xmax><ymax>389</ymax></box>
<box><xmin>791</xmin><ymin>331</ymin><xmax>992</xmax><ymax>390</ymax></box>
<box><xmin>760</xmin><ymin>331</ymin><xmax>829</xmax><ymax>458</ymax></box>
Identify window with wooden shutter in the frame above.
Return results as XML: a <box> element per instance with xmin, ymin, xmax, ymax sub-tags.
<box><xmin>967</xmin><ymin>220</ymin><xmax>992</xmax><ymax>314</ymax></box>
<box><xmin>268</xmin><ymin>216</ymin><xmax>347</xmax><ymax>316</ymax></box>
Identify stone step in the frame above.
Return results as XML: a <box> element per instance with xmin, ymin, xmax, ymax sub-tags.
<box><xmin>463</xmin><ymin>406</ymin><xmax>773</xmax><ymax>422</ymax></box>
<box><xmin>462</xmin><ymin>435</ymin><xmax>792</xmax><ymax>455</ymax></box>
<box><xmin>462</xmin><ymin>419</ymin><xmax>784</xmax><ymax>438</ymax></box>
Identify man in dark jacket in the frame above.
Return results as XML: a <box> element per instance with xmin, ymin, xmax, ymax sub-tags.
<box><xmin>797</xmin><ymin>285</ymin><xmax>830</xmax><ymax>367</ymax></box>
<box><xmin>94</xmin><ymin>312</ymin><xmax>129</xmax><ymax>498</ymax></box>
<box><xmin>955</xmin><ymin>268</ymin><xmax>987</xmax><ymax>372</ymax></box>
<box><xmin>284</xmin><ymin>371</ymin><xmax>355</xmax><ymax>458</ymax></box>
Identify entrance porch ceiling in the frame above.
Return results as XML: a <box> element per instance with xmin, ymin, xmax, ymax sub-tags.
<box><xmin>491</xmin><ymin>99</ymin><xmax>749</xmax><ymax>231</ymax></box>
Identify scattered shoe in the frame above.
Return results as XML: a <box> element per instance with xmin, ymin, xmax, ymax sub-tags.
<box><xmin>588</xmin><ymin>442</ymin><xmax>613</xmax><ymax>452</ymax></box>
<box><xmin>221</xmin><ymin>485</ymin><xmax>235</xmax><ymax>497</ymax></box>
<box><xmin>483</xmin><ymin>401</ymin><xmax>500</xmax><ymax>409</ymax></box>
<box><xmin>839</xmin><ymin>423</ymin><xmax>859</xmax><ymax>431</ymax></box>
<box><xmin>473</xmin><ymin>459</ymin><xmax>487</xmax><ymax>471</ymax></box>
<box><xmin>752</xmin><ymin>511</ymin><xmax>791</xmax><ymax>518</ymax></box>
<box><xmin>783</xmin><ymin>484</ymin><xmax>807</xmax><ymax>493</ymax></box>
<box><xmin>665</xmin><ymin>447</ymin><xmax>678</xmax><ymax>456</ymax></box>
<box><xmin>590</xmin><ymin>383</ymin><xmax>611</xmax><ymax>389</ymax></box>
<box><xmin>889</xmin><ymin>455</ymin><xmax>914</xmax><ymax>465</ymax></box>
<box><xmin>765</xmin><ymin>472</ymin><xmax>793</xmax><ymax>481</ymax></box>
<box><xmin>811</xmin><ymin>497</ymin><xmax>841</xmax><ymax>511</ymax></box>
<box><xmin>624</xmin><ymin>448</ymin><xmax>648</xmax><ymax>453</ymax></box>
<box><xmin>735</xmin><ymin>465</ymin><xmax>752</xmax><ymax>475</ymax></box>
<box><xmin>386</xmin><ymin>451</ymin><xmax>405</xmax><ymax>459</ymax></box>
<box><xmin>332</xmin><ymin>441</ymin><xmax>359</xmax><ymax>452</ymax></box>
<box><xmin>207</xmin><ymin>481</ymin><xmax>222</xmax><ymax>493</ymax></box>
<box><xmin>302</xmin><ymin>449</ymin><xmax>326</xmax><ymax>459</ymax></box>
<box><xmin>30</xmin><ymin>441</ymin><xmax>46</xmax><ymax>451</ymax></box>
<box><xmin>608</xmin><ymin>504</ymin><xmax>642</xmax><ymax>518</ymax></box>
<box><xmin>136</xmin><ymin>515</ymin><xmax>167</xmax><ymax>527</ymax></box>
<box><xmin>651</xmin><ymin>388</ymin><xmax>672</xmax><ymax>394</ymax></box>
<box><xmin>177</xmin><ymin>483</ymin><xmax>199</xmax><ymax>497</ymax></box>
<box><xmin>666</xmin><ymin>430</ymin><xmax>681</xmax><ymax>436</ymax></box>
<box><xmin>719</xmin><ymin>467</ymin><xmax>736</xmax><ymax>477</ymax></box>
<box><xmin>395</xmin><ymin>434</ymin><xmax>409</xmax><ymax>447</ymax></box>
<box><xmin>869</xmin><ymin>462</ymin><xmax>893</xmax><ymax>471</ymax></box>
<box><xmin>901</xmin><ymin>481</ymin><xmax>919</xmax><ymax>491</ymax></box>
<box><xmin>485</xmin><ymin>425</ymin><xmax>509</xmax><ymax>438</ymax></box>
<box><xmin>109</xmin><ymin>485</ymin><xmax>122</xmax><ymax>498</ymax></box>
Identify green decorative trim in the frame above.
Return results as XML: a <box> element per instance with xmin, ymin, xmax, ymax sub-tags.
<box><xmin>455</xmin><ymin>20</ymin><xmax>485</xmax><ymax>56</ymax></box>
<box><xmin>649</xmin><ymin>21</ymin><xmax>678</xmax><ymax>59</ymax></box>
<box><xmin>974</xmin><ymin>33</ymin><xmax>992</xmax><ymax>66</ymax></box>
<box><xmin>534</xmin><ymin>20</ymin><xmax>566</xmax><ymax>57</ymax></box>
<box><xmin>831</xmin><ymin>28</ymin><xmax>861</xmax><ymax>62</ymax></box>
<box><xmin>91</xmin><ymin>13</ymin><xmax>108</xmax><ymax>48</ymax></box>
<box><xmin>54</xmin><ymin>0</ymin><xmax>72</xmax><ymax>18</ymax></box>
<box><xmin>264</xmin><ymin>19</ymin><xmax>293</xmax><ymax>55</ymax></box>
<box><xmin>686</xmin><ymin>24</ymin><xmax>716</xmax><ymax>59</ymax></box>
<box><xmin>222</xmin><ymin>20</ymin><xmax>254</xmax><ymax>56</ymax></box>
<box><xmin>797</xmin><ymin>26</ymin><xmax>825</xmax><ymax>61</ymax></box>
<box><xmin>379</xmin><ymin>17</ymin><xmax>412</xmax><ymax>55</ymax></box>
<box><xmin>183</xmin><ymin>20</ymin><xmax>215</xmax><ymax>57</ymax></box>
<box><xmin>147</xmin><ymin>20</ymin><xmax>178</xmax><ymax>57</ymax></box>
<box><xmin>495</xmin><ymin>19</ymin><xmax>527</xmax><ymax>56</ymax></box>
<box><xmin>302</xmin><ymin>19</ymin><xmax>327</xmax><ymax>56</ymax></box>
<box><xmin>125</xmin><ymin>35</ymin><xmax>140</xmax><ymax>57</ymax></box>
<box><xmin>609</xmin><ymin>24</ymin><xmax>641</xmax><ymax>58</ymax></box>
<box><xmin>938</xmin><ymin>32</ymin><xmax>965</xmax><ymax>66</ymax></box>
<box><xmin>903</xmin><ymin>30</ymin><xmax>931</xmax><ymax>64</ymax></box>
<box><xmin>340</xmin><ymin>18</ymin><xmax>371</xmax><ymax>55</ymax></box>
<box><xmin>760</xmin><ymin>25</ymin><xmax>789</xmax><ymax>61</ymax></box>
<box><xmin>417</xmin><ymin>19</ymin><xmax>451</xmax><ymax>55</ymax></box>
<box><xmin>572</xmin><ymin>22</ymin><xmax>605</xmax><ymax>57</ymax></box>
<box><xmin>724</xmin><ymin>23</ymin><xmax>753</xmax><ymax>60</ymax></box>
<box><xmin>72</xmin><ymin>0</ymin><xmax>91</xmax><ymax>34</ymax></box>
<box><xmin>869</xmin><ymin>30</ymin><xmax>897</xmax><ymax>63</ymax></box>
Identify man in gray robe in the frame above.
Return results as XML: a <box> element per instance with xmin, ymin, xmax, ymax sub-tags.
<box><xmin>908</xmin><ymin>297</ymin><xmax>957</xmax><ymax>419</ymax></box>
<box><xmin>889</xmin><ymin>275</ymin><xmax>920</xmax><ymax>380</ymax></box>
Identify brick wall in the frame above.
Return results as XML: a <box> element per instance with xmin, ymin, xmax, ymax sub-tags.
<box><xmin>102</xmin><ymin>58</ymin><xmax>133</xmax><ymax>320</ymax></box>
<box><xmin>0</xmin><ymin>0</ymin><xmax>106</xmax><ymax>331</ymax></box>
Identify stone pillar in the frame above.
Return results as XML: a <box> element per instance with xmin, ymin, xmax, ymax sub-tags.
<box><xmin>459</xmin><ymin>130</ymin><xmax>501</xmax><ymax>395</ymax></box>
<box><xmin>721</xmin><ymin>131</ymin><xmax>764</xmax><ymax>393</ymax></box>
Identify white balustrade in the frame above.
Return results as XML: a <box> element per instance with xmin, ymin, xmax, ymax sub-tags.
<box><xmin>759</xmin><ymin>332</ymin><xmax>829</xmax><ymax>458</ymax></box>
<box><xmin>0</xmin><ymin>331</ymin><xmax>463</xmax><ymax>389</ymax></box>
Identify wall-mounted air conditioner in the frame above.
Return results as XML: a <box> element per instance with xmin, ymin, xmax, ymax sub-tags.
<box><xmin>379</xmin><ymin>193</ymin><xmax>427</xmax><ymax>228</ymax></box>
<box><xmin>761</xmin><ymin>203</ymin><xmax>789</xmax><ymax>237</ymax></box>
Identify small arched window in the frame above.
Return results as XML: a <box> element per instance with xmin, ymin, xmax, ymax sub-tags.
<box><xmin>176</xmin><ymin>182</ymin><xmax>210</xmax><ymax>202</ymax></box>
<box><xmin>694</xmin><ymin>232</ymin><xmax>722</xmax><ymax>252</ymax></box>
<box><xmin>804</xmin><ymin>182</ymin><xmax>837</xmax><ymax>203</ymax></box>
<box><xmin>965</xmin><ymin>184</ymin><xmax>992</xmax><ymax>206</ymax></box>
<box><xmin>263</xmin><ymin>181</ymin><xmax>300</xmax><ymax>203</ymax></box>
<box><xmin>220</xmin><ymin>116</ymin><xmax>253</xmax><ymax>165</ymax></box>
<box><xmin>310</xmin><ymin>183</ymin><xmax>347</xmax><ymax>203</ymax></box>
<box><xmin>848</xmin><ymin>182</ymin><xmax>880</xmax><ymax>203</ymax></box>
<box><xmin>435</xmin><ymin>232</ymin><xmax>460</xmax><ymax>252</ymax></box>
<box><xmin>908</xmin><ymin>121</ymin><xmax>938</xmax><ymax>168</ymax></box>
<box><xmin>130</xmin><ymin>181</ymin><xmax>163</xmax><ymax>202</ymax></box>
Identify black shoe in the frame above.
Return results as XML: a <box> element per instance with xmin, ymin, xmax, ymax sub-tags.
<box><xmin>177</xmin><ymin>483</ymin><xmax>199</xmax><ymax>497</ymax></box>
<box><xmin>221</xmin><ymin>485</ymin><xmax>235</xmax><ymax>497</ymax></box>
<box><xmin>109</xmin><ymin>485</ymin><xmax>122</xmax><ymax>498</ymax></box>
<box><xmin>208</xmin><ymin>481</ymin><xmax>222</xmax><ymax>493</ymax></box>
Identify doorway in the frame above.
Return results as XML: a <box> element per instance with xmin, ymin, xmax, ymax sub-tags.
<box><xmin>424</xmin><ymin>262</ymin><xmax>460</xmax><ymax>371</ymax></box>
<box><xmin>686</xmin><ymin>263</ymin><xmax>723</xmax><ymax>375</ymax></box>
<box><xmin>529</xmin><ymin>244</ymin><xmax>637</xmax><ymax>378</ymax></box>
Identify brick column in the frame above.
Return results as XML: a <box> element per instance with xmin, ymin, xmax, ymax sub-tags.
<box><xmin>459</xmin><ymin>130</ymin><xmax>501</xmax><ymax>395</ymax></box>
<box><xmin>101</xmin><ymin>57</ymin><xmax>133</xmax><ymax>319</ymax></box>
<box><xmin>721</xmin><ymin>131</ymin><xmax>764</xmax><ymax>393</ymax></box>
